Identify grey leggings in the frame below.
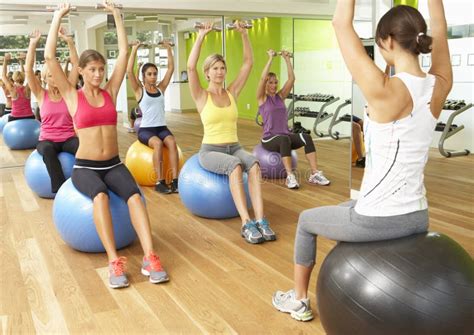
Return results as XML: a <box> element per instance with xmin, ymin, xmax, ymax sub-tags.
<box><xmin>199</xmin><ymin>143</ymin><xmax>258</xmax><ymax>175</ymax></box>
<box><xmin>295</xmin><ymin>200</ymin><xmax>429</xmax><ymax>267</ymax></box>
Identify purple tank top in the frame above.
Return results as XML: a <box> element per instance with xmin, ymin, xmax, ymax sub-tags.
<box><xmin>39</xmin><ymin>91</ymin><xmax>76</xmax><ymax>142</ymax></box>
<box><xmin>259</xmin><ymin>94</ymin><xmax>290</xmax><ymax>139</ymax></box>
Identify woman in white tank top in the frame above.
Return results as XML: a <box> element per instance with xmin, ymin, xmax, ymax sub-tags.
<box><xmin>272</xmin><ymin>0</ymin><xmax>453</xmax><ymax>322</ymax></box>
<box><xmin>127</xmin><ymin>41</ymin><xmax>179</xmax><ymax>194</ymax></box>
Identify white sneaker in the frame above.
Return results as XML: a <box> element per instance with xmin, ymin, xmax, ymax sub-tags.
<box><xmin>308</xmin><ymin>170</ymin><xmax>330</xmax><ymax>186</ymax></box>
<box><xmin>127</xmin><ymin>127</ymin><xmax>136</xmax><ymax>133</ymax></box>
<box><xmin>286</xmin><ymin>173</ymin><xmax>299</xmax><ymax>189</ymax></box>
<box><xmin>272</xmin><ymin>289</ymin><xmax>314</xmax><ymax>321</ymax></box>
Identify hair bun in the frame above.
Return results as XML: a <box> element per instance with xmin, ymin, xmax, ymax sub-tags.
<box><xmin>417</xmin><ymin>34</ymin><xmax>433</xmax><ymax>54</ymax></box>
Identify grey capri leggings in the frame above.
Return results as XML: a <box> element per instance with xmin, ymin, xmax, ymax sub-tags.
<box><xmin>199</xmin><ymin>143</ymin><xmax>259</xmax><ymax>175</ymax></box>
<box><xmin>295</xmin><ymin>200</ymin><xmax>429</xmax><ymax>267</ymax></box>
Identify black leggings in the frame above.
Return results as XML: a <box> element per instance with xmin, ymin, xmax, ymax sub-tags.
<box><xmin>71</xmin><ymin>156</ymin><xmax>140</xmax><ymax>201</ymax></box>
<box><xmin>37</xmin><ymin>137</ymin><xmax>79</xmax><ymax>193</ymax></box>
<box><xmin>262</xmin><ymin>133</ymin><xmax>315</xmax><ymax>157</ymax></box>
<box><xmin>8</xmin><ymin>114</ymin><xmax>36</xmax><ymax>122</ymax></box>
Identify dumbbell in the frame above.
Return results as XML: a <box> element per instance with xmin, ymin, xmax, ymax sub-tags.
<box><xmin>95</xmin><ymin>3</ymin><xmax>123</xmax><ymax>9</ymax></box>
<box><xmin>194</xmin><ymin>22</ymin><xmax>222</xmax><ymax>32</ymax></box>
<box><xmin>277</xmin><ymin>51</ymin><xmax>293</xmax><ymax>58</ymax></box>
<box><xmin>226</xmin><ymin>22</ymin><xmax>253</xmax><ymax>30</ymax></box>
<box><xmin>45</xmin><ymin>5</ymin><xmax>77</xmax><ymax>11</ymax></box>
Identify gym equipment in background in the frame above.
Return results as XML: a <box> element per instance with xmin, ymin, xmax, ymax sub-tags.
<box><xmin>328</xmin><ymin>99</ymin><xmax>352</xmax><ymax>140</ymax></box>
<box><xmin>252</xmin><ymin>144</ymin><xmax>297</xmax><ymax>179</ymax></box>
<box><xmin>2</xmin><ymin>119</ymin><xmax>40</xmax><ymax>150</ymax></box>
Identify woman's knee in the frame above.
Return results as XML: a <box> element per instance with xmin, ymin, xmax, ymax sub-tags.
<box><xmin>93</xmin><ymin>192</ymin><xmax>109</xmax><ymax>203</ymax></box>
<box><xmin>150</xmin><ymin>139</ymin><xmax>163</xmax><ymax>150</ymax></box>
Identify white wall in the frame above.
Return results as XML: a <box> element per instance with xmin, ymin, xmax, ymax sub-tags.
<box><xmin>424</xmin><ymin>37</ymin><xmax>474</xmax><ymax>153</ymax></box>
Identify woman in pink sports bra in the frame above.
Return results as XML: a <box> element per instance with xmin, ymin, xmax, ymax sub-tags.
<box><xmin>25</xmin><ymin>28</ymin><xmax>79</xmax><ymax>193</ymax></box>
<box><xmin>1</xmin><ymin>54</ymin><xmax>34</xmax><ymax>122</ymax></box>
<box><xmin>45</xmin><ymin>2</ymin><xmax>168</xmax><ymax>289</ymax></box>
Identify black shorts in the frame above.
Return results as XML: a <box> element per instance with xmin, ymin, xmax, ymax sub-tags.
<box><xmin>71</xmin><ymin>156</ymin><xmax>140</xmax><ymax>201</ymax></box>
<box><xmin>352</xmin><ymin>115</ymin><xmax>362</xmax><ymax>123</ymax></box>
<box><xmin>138</xmin><ymin>126</ymin><xmax>173</xmax><ymax>145</ymax></box>
<box><xmin>8</xmin><ymin>114</ymin><xmax>36</xmax><ymax>122</ymax></box>
<box><xmin>130</xmin><ymin>107</ymin><xmax>142</xmax><ymax>120</ymax></box>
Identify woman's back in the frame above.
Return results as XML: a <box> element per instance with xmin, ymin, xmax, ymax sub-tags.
<box><xmin>355</xmin><ymin>72</ymin><xmax>437</xmax><ymax>216</ymax></box>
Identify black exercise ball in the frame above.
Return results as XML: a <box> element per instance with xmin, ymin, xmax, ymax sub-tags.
<box><xmin>316</xmin><ymin>232</ymin><xmax>474</xmax><ymax>335</ymax></box>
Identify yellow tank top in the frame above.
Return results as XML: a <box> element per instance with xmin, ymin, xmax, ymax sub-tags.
<box><xmin>200</xmin><ymin>90</ymin><xmax>239</xmax><ymax>144</ymax></box>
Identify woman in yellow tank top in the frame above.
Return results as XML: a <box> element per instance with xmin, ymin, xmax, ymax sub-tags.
<box><xmin>187</xmin><ymin>21</ymin><xmax>275</xmax><ymax>244</ymax></box>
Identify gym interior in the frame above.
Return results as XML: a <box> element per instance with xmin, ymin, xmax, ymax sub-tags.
<box><xmin>0</xmin><ymin>0</ymin><xmax>473</xmax><ymax>334</ymax></box>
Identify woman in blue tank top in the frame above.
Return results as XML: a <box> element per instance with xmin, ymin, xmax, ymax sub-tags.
<box><xmin>257</xmin><ymin>49</ymin><xmax>330</xmax><ymax>189</ymax></box>
<box><xmin>127</xmin><ymin>40</ymin><xmax>179</xmax><ymax>194</ymax></box>
<box><xmin>272</xmin><ymin>0</ymin><xmax>452</xmax><ymax>321</ymax></box>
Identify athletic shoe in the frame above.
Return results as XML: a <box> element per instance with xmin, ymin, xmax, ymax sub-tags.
<box><xmin>256</xmin><ymin>218</ymin><xmax>276</xmax><ymax>241</ymax></box>
<box><xmin>127</xmin><ymin>127</ymin><xmax>136</xmax><ymax>133</ymax></box>
<box><xmin>355</xmin><ymin>157</ymin><xmax>366</xmax><ymax>168</ymax></box>
<box><xmin>272</xmin><ymin>289</ymin><xmax>314</xmax><ymax>321</ymax></box>
<box><xmin>108</xmin><ymin>257</ymin><xmax>129</xmax><ymax>289</ymax></box>
<box><xmin>308</xmin><ymin>171</ymin><xmax>330</xmax><ymax>186</ymax></box>
<box><xmin>170</xmin><ymin>179</ymin><xmax>179</xmax><ymax>193</ymax></box>
<box><xmin>286</xmin><ymin>173</ymin><xmax>299</xmax><ymax>189</ymax></box>
<box><xmin>241</xmin><ymin>220</ymin><xmax>265</xmax><ymax>244</ymax></box>
<box><xmin>142</xmin><ymin>252</ymin><xmax>169</xmax><ymax>284</ymax></box>
<box><xmin>155</xmin><ymin>181</ymin><xmax>172</xmax><ymax>194</ymax></box>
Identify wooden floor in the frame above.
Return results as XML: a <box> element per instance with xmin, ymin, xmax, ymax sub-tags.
<box><xmin>1</xmin><ymin>112</ymin><xmax>472</xmax><ymax>334</ymax></box>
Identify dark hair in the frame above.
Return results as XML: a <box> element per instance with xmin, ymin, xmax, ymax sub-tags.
<box><xmin>375</xmin><ymin>5</ymin><xmax>432</xmax><ymax>55</ymax></box>
<box><xmin>78</xmin><ymin>49</ymin><xmax>106</xmax><ymax>68</ymax></box>
<box><xmin>34</xmin><ymin>70</ymin><xmax>41</xmax><ymax>76</ymax></box>
<box><xmin>141</xmin><ymin>63</ymin><xmax>158</xmax><ymax>77</ymax></box>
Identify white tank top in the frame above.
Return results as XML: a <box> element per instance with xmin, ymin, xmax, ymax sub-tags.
<box><xmin>355</xmin><ymin>72</ymin><xmax>437</xmax><ymax>217</ymax></box>
<box><xmin>138</xmin><ymin>88</ymin><xmax>166</xmax><ymax>127</ymax></box>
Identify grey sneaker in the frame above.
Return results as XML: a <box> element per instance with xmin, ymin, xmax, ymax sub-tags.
<box><xmin>286</xmin><ymin>173</ymin><xmax>299</xmax><ymax>189</ymax></box>
<box><xmin>272</xmin><ymin>289</ymin><xmax>313</xmax><ymax>321</ymax></box>
<box><xmin>256</xmin><ymin>218</ymin><xmax>276</xmax><ymax>241</ymax></box>
<box><xmin>241</xmin><ymin>220</ymin><xmax>265</xmax><ymax>244</ymax></box>
<box><xmin>142</xmin><ymin>252</ymin><xmax>169</xmax><ymax>284</ymax></box>
<box><xmin>109</xmin><ymin>257</ymin><xmax>129</xmax><ymax>289</ymax></box>
<box><xmin>308</xmin><ymin>170</ymin><xmax>330</xmax><ymax>186</ymax></box>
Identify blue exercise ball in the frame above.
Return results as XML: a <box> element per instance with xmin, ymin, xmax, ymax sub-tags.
<box><xmin>252</xmin><ymin>143</ymin><xmax>297</xmax><ymax>179</ymax></box>
<box><xmin>53</xmin><ymin>179</ymin><xmax>139</xmax><ymax>253</ymax></box>
<box><xmin>316</xmin><ymin>232</ymin><xmax>474</xmax><ymax>335</ymax></box>
<box><xmin>0</xmin><ymin>114</ymin><xmax>8</xmax><ymax>134</ymax></box>
<box><xmin>24</xmin><ymin>150</ymin><xmax>75</xmax><ymax>198</ymax></box>
<box><xmin>3</xmin><ymin>119</ymin><xmax>40</xmax><ymax>149</ymax></box>
<box><xmin>179</xmin><ymin>154</ymin><xmax>251</xmax><ymax>219</ymax></box>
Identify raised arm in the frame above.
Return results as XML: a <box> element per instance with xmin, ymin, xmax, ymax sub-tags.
<box><xmin>44</xmin><ymin>3</ymin><xmax>77</xmax><ymax>115</ymax></box>
<box><xmin>126</xmin><ymin>40</ymin><xmax>143</xmax><ymax>101</ymax></box>
<box><xmin>2</xmin><ymin>54</ymin><xmax>15</xmax><ymax>97</ymax></box>
<box><xmin>25</xmin><ymin>30</ymin><xmax>44</xmax><ymax>103</ymax></box>
<box><xmin>332</xmin><ymin>0</ymin><xmax>387</xmax><ymax>106</ymax></box>
<box><xmin>256</xmin><ymin>49</ymin><xmax>275</xmax><ymax>104</ymax></box>
<box><xmin>59</xmin><ymin>27</ymin><xmax>80</xmax><ymax>87</ymax></box>
<box><xmin>18</xmin><ymin>54</ymin><xmax>26</xmax><ymax>73</ymax></box>
<box><xmin>278</xmin><ymin>51</ymin><xmax>295</xmax><ymax>100</ymax></box>
<box><xmin>428</xmin><ymin>0</ymin><xmax>452</xmax><ymax>116</ymax></box>
<box><xmin>187</xmin><ymin>22</ymin><xmax>212</xmax><ymax>106</ymax></box>
<box><xmin>228</xmin><ymin>21</ymin><xmax>253</xmax><ymax>99</ymax></box>
<box><xmin>103</xmin><ymin>2</ymin><xmax>128</xmax><ymax>102</ymax></box>
<box><xmin>157</xmin><ymin>41</ymin><xmax>175</xmax><ymax>93</ymax></box>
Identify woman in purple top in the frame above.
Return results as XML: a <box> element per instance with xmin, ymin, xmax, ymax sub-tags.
<box><xmin>256</xmin><ymin>49</ymin><xmax>330</xmax><ymax>189</ymax></box>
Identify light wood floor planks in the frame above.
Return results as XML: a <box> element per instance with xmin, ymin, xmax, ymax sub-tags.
<box><xmin>1</xmin><ymin>112</ymin><xmax>472</xmax><ymax>334</ymax></box>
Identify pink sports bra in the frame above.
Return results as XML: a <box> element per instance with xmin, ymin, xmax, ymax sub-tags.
<box><xmin>74</xmin><ymin>89</ymin><xmax>117</xmax><ymax>129</ymax></box>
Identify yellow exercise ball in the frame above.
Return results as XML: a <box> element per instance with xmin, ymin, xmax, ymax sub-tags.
<box><xmin>125</xmin><ymin>140</ymin><xmax>184</xmax><ymax>186</ymax></box>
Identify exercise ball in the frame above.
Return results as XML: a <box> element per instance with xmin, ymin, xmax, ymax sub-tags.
<box><xmin>125</xmin><ymin>140</ymin><xmax>184</xmax><ymax>186</ymax></box>
<box><xmin>179</xmin><ymin>154</ymin><xmax>251</xmax><ymax>219</ymax></box>
<box><xmin>24</xmin><ymin>150</ymin><xmax>75</xmax><ymax>198</ymax></box>
<box><xmin>316</xmin><ymin>232</ymin><xmax>474</xmax><ymax>335</ymax></box>
<box><xmin>3</xmin><ymin>119</ymin><xmax>40</xmax><ymax>149</ymax></box>
<box><xmin>53</xmin><ymin>179</ymin><xmax>139</xmax><ymax>253</ymax></box>
<box><xmin>0</xmin><ymin>114</ymin><xmax>8</xmax><ymax>134</ymax></box>
<box><xmin>133</xmin><ymin>117</ymin><xmax>142</xmax><ymax>133</ymax></box>
<box><xmin>252</xmin><ymin>143</ymin><xmax>297</xmax><ymax>179</ymax></box>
